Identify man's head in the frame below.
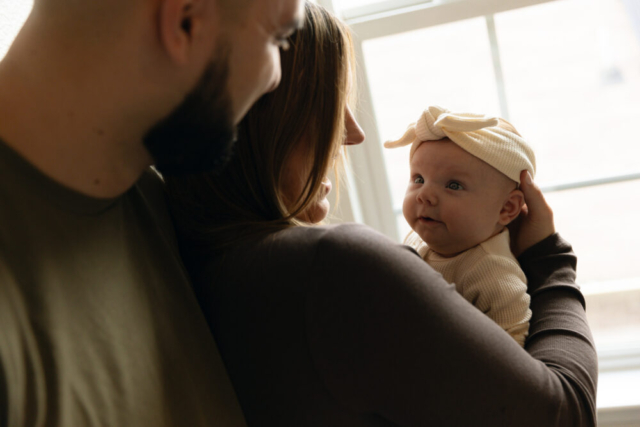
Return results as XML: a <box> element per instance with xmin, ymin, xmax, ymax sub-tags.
<box><xmin>143</xmin><ymin>45</ymin><xmax>236</xmax><ymax>175</ymax></box>
<box><xmin>145</xmin><ymin>0</ymin><xmax>304</xmax><ymax>175</ymax></box>
<box><xmin>30</xmin><ymin>0</ymin><xmax>304</xmax><ymax>175</ymax></box>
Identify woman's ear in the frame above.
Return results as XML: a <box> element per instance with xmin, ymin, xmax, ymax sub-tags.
<box><xmin>498</xmin><ymin>189</ymin><xmax>525</xmax><ymax>226</ymax></box>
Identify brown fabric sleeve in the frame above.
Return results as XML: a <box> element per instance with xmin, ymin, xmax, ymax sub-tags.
<box><xmin>519</xmin><ymin>233</ymin><xmax>597</xmax><ymax>426</ymax></box>
<box><xmin>305</xmin><ymin>225</ymin><xmax>597</xmax><ymax>427</ymax></box>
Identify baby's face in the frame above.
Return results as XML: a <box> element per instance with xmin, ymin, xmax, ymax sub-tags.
<box><xmin>403</xmin><ymin>140</ymin><xmax>516</xmax><ymax>257</ymax></box>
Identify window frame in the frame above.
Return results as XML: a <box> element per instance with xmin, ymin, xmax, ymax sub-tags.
<box><xmin>322</xmin><ymin>0</ymin><xmax>560</xmax><ymax>239</ymax></box>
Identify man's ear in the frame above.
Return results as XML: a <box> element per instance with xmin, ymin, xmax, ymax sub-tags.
<box><xmin>158</xmin><ymin>0</ymin><xmax>209</xmax><ymax>65</ymax></box>
<box><xmin>498</xmin><ymin>189</ymin><xmax>525</xmax><ymax>226</ymax></box>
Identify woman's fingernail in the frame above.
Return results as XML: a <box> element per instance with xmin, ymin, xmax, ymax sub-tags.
<box><xmin>525</xmin><ymin>171</ymin><xmax>533</xmax><ymax>185</ymax></box>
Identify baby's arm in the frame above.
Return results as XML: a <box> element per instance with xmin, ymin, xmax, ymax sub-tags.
<box><xmin>460</xmin><ymin>254</ymin><xmax>531</xmax><ymax>346</ymax></box>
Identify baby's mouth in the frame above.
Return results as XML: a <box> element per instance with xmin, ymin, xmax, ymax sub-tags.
<box><xmin>420</xmin><ymin>216</ymin><xmax>443</xmax><ymax>224</ymax></box>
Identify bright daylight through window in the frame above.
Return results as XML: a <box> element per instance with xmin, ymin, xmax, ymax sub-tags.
<box><xmin>322</xmin><ymin>0</ymin><xmax>640</xmax><ymax>424</ymax></box>
<box><xmin>2</xmin><ymin>0</ymin><xmax>639</xmax><ymax>424</ymax></box>
<box><xmin>360</xmin><ymin>0</ymin><xmax>640</xmax><ymax>352</ymax></box>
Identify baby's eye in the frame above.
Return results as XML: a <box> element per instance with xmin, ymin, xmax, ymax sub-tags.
<box><xmin>413</xmin><ymin>176</ymin><xmax>424</xmax><ymax>184</ymax></box>
<box><xmin>446</xmin><ymin>181</ymin><xmax>464</xmax><ymax>191</ymax></box>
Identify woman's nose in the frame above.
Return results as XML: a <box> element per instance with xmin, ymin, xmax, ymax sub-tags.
<box><xmin>343</xmin><ymin>106</ymin><xmax>365</xmax><ymax>145</ymax></box>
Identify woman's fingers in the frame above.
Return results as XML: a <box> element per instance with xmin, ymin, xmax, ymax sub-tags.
<box><xmin>510</xmin><ymin>171</ymin><xmax>555</xmax><ymax>256</ymax></box>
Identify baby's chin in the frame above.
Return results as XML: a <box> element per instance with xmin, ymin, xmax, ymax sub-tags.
<box><xmin>416</xmin><ymin>224</ymin><xmax>503</xmax><ymax>257</ymax></box>
<box><xmin>420</xmin><ymin>237</ymin><xmax>476</xmax><ymax>258</ymax></box>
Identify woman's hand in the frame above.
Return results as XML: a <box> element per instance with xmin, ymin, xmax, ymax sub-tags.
<box><xmin>510</xmin><ymin>170</ymin><xmax>555</xmax><ymax>257</ymax></box>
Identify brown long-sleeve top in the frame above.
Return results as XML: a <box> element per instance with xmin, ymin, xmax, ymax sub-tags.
<box><xmin>188</xmin><ymin>223</ymin><xmax>597</xmax><ymax>427</ymax></box>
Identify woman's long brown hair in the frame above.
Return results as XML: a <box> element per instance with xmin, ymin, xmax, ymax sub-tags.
<box><xmin>164</xmin><ymin>2</ymin><xmax>355</xmax><ymax>255</ymax></box>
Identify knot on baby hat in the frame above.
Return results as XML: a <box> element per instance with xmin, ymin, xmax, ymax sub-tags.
<box><xmin>384</xmin><ymin>106</ymin><xmax>536</xmax><ymax>183</ymax></box>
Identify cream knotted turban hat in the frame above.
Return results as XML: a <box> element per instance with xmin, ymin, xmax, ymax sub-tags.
<box><xmin>384</xmin><ymin>106</ymin><xmax>536</xmax><ymax>183</ymax></box>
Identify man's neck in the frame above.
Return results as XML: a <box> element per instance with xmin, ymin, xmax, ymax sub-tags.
<box><xmin>0</xmin><ymin>24</ymin><xmax>158</xmax><ymax>198</ymax></box>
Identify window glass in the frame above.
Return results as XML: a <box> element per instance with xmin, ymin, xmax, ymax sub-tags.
<box><xmin>336</xmin><ymin>0</ymin><xmax>430</xmax><ymax>15</ymax></box>
<box><xmin>362</xmin><ymin>0</ymin><xmax>640</xmax><ymax>352</ymax></box>
<box><xmin>0</xmin><ymin>0</ymin><xmax>34</xmax><ymax>60</ymax></box>
<box><xmin>545</xmin><ymin>180</ymin><xmax>640</xmax><ymax>349</ymax></box>
<box><xmin>485</xmin><ymin>0</ymin><xmax>640</xmax><ymax>352</ymax></box>
<box><xmin>336</xmin><ymin>0</ymin><xmax>386</xmax><ymax>8</ymax></box>
<box><xmin>363</xmin><ymin>16</ymin><xmax>501</xmax><ymax>213</ymax></box>
<box><xmin>496</xmin><ymin>0</ymin><xmax>640</xmax><ymax>186</ymax></box>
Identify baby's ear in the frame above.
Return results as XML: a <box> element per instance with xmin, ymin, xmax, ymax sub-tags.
<box><xmin>498</xmin><ymin>189</ymin><xmax>525</xmax><ymax>226</ymax></box>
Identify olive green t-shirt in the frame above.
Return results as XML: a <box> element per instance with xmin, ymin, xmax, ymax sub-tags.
<box><xmin>0</xmin><ymin>140</ymin><xmax>246</xmax><ymax>426</ymax></box>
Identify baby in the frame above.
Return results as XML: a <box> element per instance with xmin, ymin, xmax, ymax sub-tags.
<box><xmin>385</xmin><ymin>106</ymin><xmax>535</xmax><ymax>347</ymax></box>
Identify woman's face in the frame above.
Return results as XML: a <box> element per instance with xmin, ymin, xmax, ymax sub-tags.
<box><xmin>281</xmin><ymin>105</ymin><xmax>365</xmax><ymax>223</ymax></box>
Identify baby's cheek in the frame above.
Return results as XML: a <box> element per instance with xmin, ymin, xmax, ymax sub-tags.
<box><xmin>457</xmin><ymin>208</ymin><xmax>496</xmax><ymax>242</ymax></box>
<box><xmin>402</xmin><ymin>193</ymin><xmax>416</xmax><ymax>222</ymax></box>
<box><xmin>447</xmin><ymin>208</ymin><xmax>477</xmax><ymax>235</ymax></box>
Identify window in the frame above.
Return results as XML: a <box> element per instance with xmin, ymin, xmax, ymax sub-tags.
<box><xmin>3</xmin><ymin>0</ymin><xmax>638</xmax><ymax>423</ymax></box>
<box><xmin>0</xmin><ymin>0</ymin><xmax>33</xmax><ymax>60</ymax></box>
<box><xmin>320</xmin><ymin>0</ymin><xmax>640</xmax><ymax>423</ymax></box>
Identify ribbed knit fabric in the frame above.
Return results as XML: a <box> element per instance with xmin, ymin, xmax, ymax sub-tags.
<box><xmin>406</xmin><ymin>228</ymin><xmax>531</xmax><ymax>347</ymax></box>
<box><xmin>384</xmin><ymin>105</ymin><xmax>536</xmax><ymax>183</ymax></box>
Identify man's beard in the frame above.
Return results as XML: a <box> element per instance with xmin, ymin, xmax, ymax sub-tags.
<box><xmin>144</xmin><ymin>43</ymin><xmax>236</xmax><ymax>176</ymax></box>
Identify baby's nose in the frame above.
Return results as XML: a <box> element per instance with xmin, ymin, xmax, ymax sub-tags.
<box><xmin>417</xmin><ymin>184</ymin><xmax>438</xmax><ymax>206</ymax></box>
